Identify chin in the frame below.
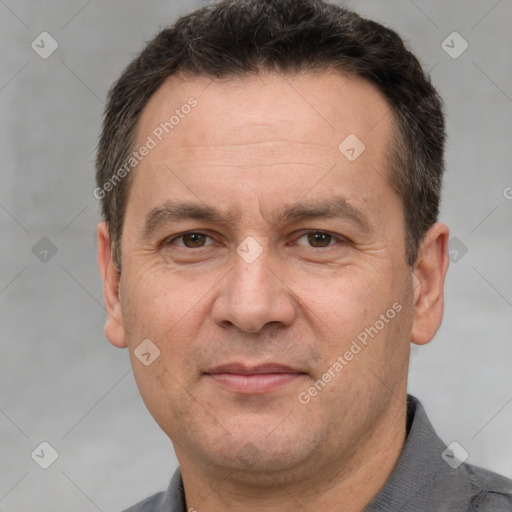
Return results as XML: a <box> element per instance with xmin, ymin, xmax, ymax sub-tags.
<box><xmin>186</xmin><ymin>416</ymin><xmax>327</xmax><ymax>482</ymax></box>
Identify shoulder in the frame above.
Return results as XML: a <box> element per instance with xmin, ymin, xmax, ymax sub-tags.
<box><xmin>121</xmin><ymin>491</ymin><xmax>166</xmax><ymax>512</ymax></box>
<box><xmin>460</xmin><ymin>461</ymin><xmax>512</xmax><ymax>510</ymax></box>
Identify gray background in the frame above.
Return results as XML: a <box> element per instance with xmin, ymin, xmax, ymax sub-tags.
<box><xmin>1</xmin><ymin>0</ymin><xmax>511</xmax><ymax>510</ymax></box>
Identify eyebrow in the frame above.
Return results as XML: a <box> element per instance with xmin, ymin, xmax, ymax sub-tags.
<box><xmin>142</xmin><ymin>196</ymin><xmax>372</xmax><ymax>239</ymax></box>
<box><xmin>143</xmin><ymin>201</ymin><xmax>239</xmax><ymax>239</ymax></box>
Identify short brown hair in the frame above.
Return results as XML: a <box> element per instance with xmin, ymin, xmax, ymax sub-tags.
<box><xmin>95</xmin><ymin>0</ymin><xmax>445</xmax><ymax>270</ymax></box>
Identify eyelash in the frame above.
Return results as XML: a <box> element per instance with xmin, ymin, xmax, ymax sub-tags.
<box><xmin>165</xmin><ymin>230</ymin><xmax>347</xmax><ymax>249</ymax></box>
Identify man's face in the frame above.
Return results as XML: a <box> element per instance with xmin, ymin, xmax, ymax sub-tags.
<box><xmin>102</xmin><ymin>70</ymin><xmax>420</xmax><ymax>480</ymax></box>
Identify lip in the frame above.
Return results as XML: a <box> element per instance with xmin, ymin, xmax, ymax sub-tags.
<box><xmin>204</xmin><ymin>363</ymin><xmax>307</xmax><ymax>394</ymax></box>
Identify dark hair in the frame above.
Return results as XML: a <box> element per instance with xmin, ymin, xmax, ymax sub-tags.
<box><xmin>95</xmin><ymin>0</ymin><xmax>445</xmax><ymax>270</ymax></box>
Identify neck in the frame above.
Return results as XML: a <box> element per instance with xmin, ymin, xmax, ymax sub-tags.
<box><xmin>177</xmin><ymin>396</ymin><xmax>408</xmax><ymax>512</ymax></box>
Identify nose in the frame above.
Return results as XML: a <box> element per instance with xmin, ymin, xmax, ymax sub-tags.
<box><xmin>211</xmin><ymin>244</ymin><xmax>297</xmax><ymax>333</ymax></box>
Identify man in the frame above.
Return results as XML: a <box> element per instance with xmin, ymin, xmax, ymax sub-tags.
<box><xmin>95</xmin><ymin>0</ymin><xmax>512</xmax><ymax>510</ymax></box>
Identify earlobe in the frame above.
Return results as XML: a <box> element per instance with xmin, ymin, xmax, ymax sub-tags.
<box><xmin>97</xmin><ymin>221</ymin><xmax>127</xmax><ymax>348</ymax></box>
<box><xmin>410</xmin><ymin>223</ymin><xmax>450</xmax><ymax>346</ymax></box>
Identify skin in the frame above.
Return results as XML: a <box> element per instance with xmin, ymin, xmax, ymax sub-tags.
<box><xmin>97</xmin><ymin>69</ymin><xmax>449</xmax><ymax>512</ymax></box>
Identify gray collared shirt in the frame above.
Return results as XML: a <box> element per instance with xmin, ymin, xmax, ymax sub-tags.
<box><xmin>123</xmin><ymin>395</ymin><xmax>512</xmax><ymax>511</ymax></box>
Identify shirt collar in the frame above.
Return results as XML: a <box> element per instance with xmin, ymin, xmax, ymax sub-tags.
<box><xmin>364</xmin><ymin>394</ymin><xmax>472</xmax><ymax>511</ymax></box>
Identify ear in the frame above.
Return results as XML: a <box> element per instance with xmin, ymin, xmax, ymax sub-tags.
<box><xmin>97</xmin><ymin>221</ymin><xmax>127</xmax><ymax>348</ymax></box>
<box><xmin>410</xmin><ymin>222</ymin><xmax>450</xmax><ymax>346</ymax></box>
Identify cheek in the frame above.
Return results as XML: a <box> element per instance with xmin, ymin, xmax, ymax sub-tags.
<box><xmin>129</xmin><ymin>354</ymin><xmax>192</xmax><ymax>437</ymax></box>
<box><xmin>119</xmin><ymin>272</ymin><xmax>200</xmax><ymax>413</ymax></box>
<box><xmin>297</xmin><ymin>263</ymin><xmax>411</xmax><ymax>365</ymax></box>
<box><xmin>298</xmin><ymin>268</ymin><xmax>386</xmax><ymax>332</ymax></box>
<box><xmin>121</xmin><ymin>264</ymin><xmax>209</xmax><ymax>341</ymax></box>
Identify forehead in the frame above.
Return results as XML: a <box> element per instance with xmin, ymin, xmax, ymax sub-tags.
<box><xmin>128</xmin><ymin>69</ymin><xmax>397</xmax><ymax>229</ymax></box>
<box><xmin>136</xmin><ymin>69</ymin><xmax>392</xmax><ymax>155</ymax></box>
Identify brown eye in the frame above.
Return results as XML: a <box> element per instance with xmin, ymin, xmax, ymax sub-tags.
<box><xmin>175</xmin><ymin>233</ymin><xmax>210</xmax><ymax>248</ymax></box>
<box><xmin>306</xmin><ymin>232</ymin><xmax>333</xmax><ymax>247</ymax></box>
